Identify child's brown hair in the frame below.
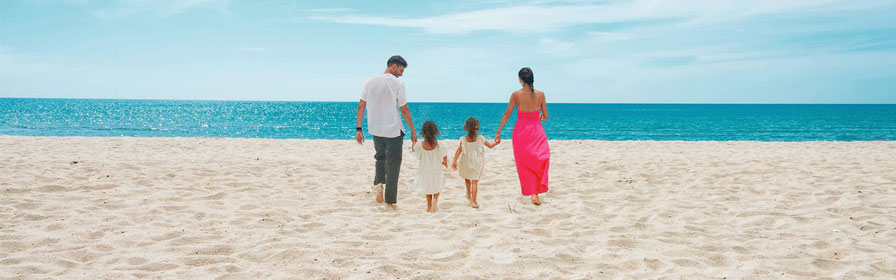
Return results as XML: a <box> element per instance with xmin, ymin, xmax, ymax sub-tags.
<box><xmin>464</xmin><ymin>117</ymin><xmax>479</xmax><ymax>142</ymax></box>
<box><xmin>421</xmin><ymin>121</ymin><xmax>440</xmax><ymax>146</ymax></box>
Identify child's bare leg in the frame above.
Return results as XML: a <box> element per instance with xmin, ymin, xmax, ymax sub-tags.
<box><xmin>464</xmin><ymin>179</ymin><xmax>472</xmax><ymax>201</ymax></box>
<box><xmin>432</xmin><ymin>193</ymin><xmax>440</xmax><ymax>213</ymax></box>
<box><xmin>471</xmin><ymin>180</ymin><xmax>479</xmax><ymax>208</ymax></box>
<box><xmin>426</xmin><ymin>194</ymin><xmax>433</xmax><ymax>212</ymax></box>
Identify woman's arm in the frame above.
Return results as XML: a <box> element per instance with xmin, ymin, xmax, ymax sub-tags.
<box><xmin>540</xmin><ymin>92</ymin><xmax>548</xmax><ymax>121</ymax></box>
<box><xmin>495</xmin><ymin>93</ymin><xmax>516</xmax><ymax>142</ymax></box>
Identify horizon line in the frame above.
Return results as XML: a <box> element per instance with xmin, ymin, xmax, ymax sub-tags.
<box><xmin>1</xmin><ymin>96</ymin><xmax>895</xmax><ymax>105</ymax></box>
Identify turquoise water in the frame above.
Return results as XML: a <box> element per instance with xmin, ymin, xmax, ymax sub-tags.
<box><xmin>1</xmin><ymin>98</ymin><xmax>895</xmax><ymax>141</ymax></box>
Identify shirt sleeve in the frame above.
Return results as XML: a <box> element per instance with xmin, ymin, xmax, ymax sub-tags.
<box><xmin>396</xmin><ymin>80</ymin><xmax>407</xmax><ymax>107</ymax></box>
<box><xmin>360</xmin><ymin>80</ymin><xmax>369</xmax><ymax>101</ymax></box>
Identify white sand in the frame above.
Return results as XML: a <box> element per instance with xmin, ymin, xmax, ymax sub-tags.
<box><xmin>1</xmin><ymin>136</ymin><xmax>895</xmax><ymax>279</ymax></box>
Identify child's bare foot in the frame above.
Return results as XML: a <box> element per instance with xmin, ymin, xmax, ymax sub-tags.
<box><xmin>466</xmin><ymin>192</ymin><xmax>471</xmax><ymax>201</ymax></box>
<box><xmin>471</xmin><ymin>201</ymin><xmax>479</xmax><ymax>209</ymax></box>
<box><xmin>375</xmin><ymin>184</ymin><xmax>384</xmax><ymax>203</ymax></box>
<box><xmin>531</xmin><ymin>195</ymin><xmax>541</xmax><ymax>206</ymax></box>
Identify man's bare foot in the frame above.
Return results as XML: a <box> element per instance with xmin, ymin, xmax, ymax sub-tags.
<box><xmin>531</xmin><ymin>195</ymin><xmax>541</xmax><ymax>206</ymax></box>
<box><xmin>384</xmin><ymin>203</ymin><xmax>396</xmax><ymax>211</ymax></box>
<box><xmin>471</xmin><ymin>201</ymin><xmax>479</xmax><ymax>209</ymax></box>
<box><xmin>375</xmin><ymin>184</ymin><xmax>384</xmax><ymax>204</ymax></box>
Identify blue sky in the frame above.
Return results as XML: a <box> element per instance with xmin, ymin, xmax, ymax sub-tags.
<box><xmin>1</xmin><ymin>0</ymin><xmax>895</xmax><ymax>103</ymax></box>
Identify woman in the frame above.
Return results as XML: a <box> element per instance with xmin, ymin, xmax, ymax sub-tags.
<box><xmin>495</xmin><ymin>67</ymin><xmax>550</xmax><ymax>205</ymax></box>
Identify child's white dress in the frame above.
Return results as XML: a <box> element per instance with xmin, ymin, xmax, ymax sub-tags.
<box><xmin>412</xmin><ymin>142</ymin><xmax>446</xmax><ymax>195</ymax></box>
<box><xmin>458</xmin><ymin>135</ymin><xmax>486</xmax><ymax>180</ymax></box>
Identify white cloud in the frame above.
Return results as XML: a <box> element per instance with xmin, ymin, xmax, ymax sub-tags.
<box><xmin>538</xmin><ymin>38</ymin><xmax>575</xmax><ymax>55</ymax></box>
<box><xmin>586</xmin><ymin>32</ymin><xmax>635</xmax><ymax>43</ymax></box>
<box><xmin>309</xmin><ymin>0</ymin><xmax>893</xmax><ymax>34</ymax></box>
<box><xmin>88</xmin><ymin>0</ymin><xmax>230</xmax><ymax>19</ymax></box>
<box><xmin>300</xmin><ymin>8</ymin><xmax>355</xmax><ymax>13</ymax></box>
<box><xmin>239</xmin><ymin>47</ymin><xmax>267</xmax><ymax>52</ymax></box>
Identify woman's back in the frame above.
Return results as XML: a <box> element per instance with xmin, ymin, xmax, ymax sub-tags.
<box><xmin>514</xmin><ymin>90</ymin><xmax>544</xmax><ymax>112</ymax></box>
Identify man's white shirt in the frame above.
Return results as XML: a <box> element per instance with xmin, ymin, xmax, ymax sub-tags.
<box><xmin>361</xmin><ymin>73</ymin><xmax>407</xmax><ymax>138</ymax></box>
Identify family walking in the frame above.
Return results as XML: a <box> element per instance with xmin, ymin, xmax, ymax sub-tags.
<box><xmin>355</xmin><ymin>55</ymin><xmax>551</xmax><ymax>212</ymax></box>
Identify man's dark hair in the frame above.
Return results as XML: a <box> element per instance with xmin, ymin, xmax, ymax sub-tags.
<box><xmin>387</xmin><ymin>55</ymin><xmax>407</xmax><ymax>67</ymax></box>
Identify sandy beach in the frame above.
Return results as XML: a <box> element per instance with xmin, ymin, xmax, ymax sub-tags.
<box><xmin>1</xmin><ymin>136</ymin><xmax>895</xmax><ymax>279</ymax></box>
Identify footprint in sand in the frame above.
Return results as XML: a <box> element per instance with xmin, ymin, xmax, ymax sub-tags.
<box><xmin>487</xmin><ymin>251</ymin><xmax>518</xmax><ymax>265</ymax></box>
<box><xmin>360</xmin><ymin>234</ymin><xmax>393</xmax><ymax>241</ymax></box>
<box><xmin>36</xmin><ymin>185</ymin><xmax>67</xmax><ymax>192</ymax></box>
<box><xmin>812</xmin><ymin>258</ymin><xmax>846</xmax><ymax>270</ymax></box>
<box><xmin>200</xmin><ymin>192</ymin><xmax>225</xmax><ymax>200</ymax></box>
<box><xmin>429</xmin><ymin>250</ymin><xmax>467</xmax><ymax>261</ymax></box>
<box><xmin>126</xmin><ymin>257</ymin><xmax>149</xmax><ymax>265</ymax></box>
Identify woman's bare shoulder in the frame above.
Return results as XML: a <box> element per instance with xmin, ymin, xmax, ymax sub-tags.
<box><xmin>509</xmin><ymin>90</ymin><xmax>521</xmax><ymax>101</ymax></box>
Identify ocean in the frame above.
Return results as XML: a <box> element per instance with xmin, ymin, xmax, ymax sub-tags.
<box><xmin>1</xmin><ymin>98</ymin><xmax>894</xmax><ymax>141</ymax></box>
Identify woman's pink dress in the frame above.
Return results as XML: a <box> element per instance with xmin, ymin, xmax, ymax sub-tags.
<box><xmin>512</xmin><ymin>110</ymin><xmax>550</xmax><ymax>195</ymax></box>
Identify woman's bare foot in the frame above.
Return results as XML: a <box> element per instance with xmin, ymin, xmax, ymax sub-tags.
<box><xmin>375</xmin><ymin>184</ymin><xmax>384</xmax><ymax>203</ymax></box>
<box><xmin>471</xmin><ymin>201</ymin><xmax>479</xmax><ymax>209</ymax></box>
<box><xmin>531</xmin><ymin>195</ymin><xmax>541</xmax><ymax>206</ymax></box>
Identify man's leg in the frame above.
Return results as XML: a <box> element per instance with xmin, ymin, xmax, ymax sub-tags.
<box><xmin>383</xmin><ymin>132</ymin><xmax>404</xmax><ymax>205</ymax></box>
<box><xmin>373</xmin><ymin>136</ymin><xmax>386</xmax><ymax>203</ymax></box>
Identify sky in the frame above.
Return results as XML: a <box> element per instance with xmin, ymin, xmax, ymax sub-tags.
<box><xmin>1</xmin><ymin>0</ymin><xmax>895</xmax><ymax>103</ymax></box>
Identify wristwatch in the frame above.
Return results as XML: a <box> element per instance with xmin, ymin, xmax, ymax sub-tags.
<box><xmin>356</xmin><ymin>127</ymin><xmax>362</xmax><ymax>132</ymax></box>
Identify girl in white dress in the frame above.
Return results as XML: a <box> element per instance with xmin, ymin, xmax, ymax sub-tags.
<box><xmin>412</xmin><ymin>121</ymin><xmax>448</xmax><ymax>213</ymax></box>
<box><xmin>451</xmin><ymin>117</ymin><xmax>498</xmax><ymax>208</ymax></box>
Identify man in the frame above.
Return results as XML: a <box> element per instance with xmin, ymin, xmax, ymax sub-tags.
<box><xmin>356</xmin><ymin>55</ymin><xmax>417</xmax><ymax>211</ymax></box>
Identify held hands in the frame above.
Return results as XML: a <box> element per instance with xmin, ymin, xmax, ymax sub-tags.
<box><xmin>451</xmin><ymin>161</ymin><xmax>458</xmax><ymax>171</ymax></box>
<box><xmin>494</xmin><ymin>133</ymin><xmax>501</xmax><ymax>145</ymax></box>
<box><xmin>442</xmin><ymin>157</ymin><xmax>448</xmax><ymax>168</ymax></box>
<box><xmin>411</xmin><ymin>132</ymin><xmax>418</xmax><ymax>146</ymax></box>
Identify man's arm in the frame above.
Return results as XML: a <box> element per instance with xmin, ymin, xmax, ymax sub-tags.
<box><xmin>356</xmin><ymin>100</ymin><xmax>366</xmax><ymax>144</ymax></box>
<box><xmin>400</xmin><ymin>104</ymin><xmax>417</xmax><ymax>145</ymax></box>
